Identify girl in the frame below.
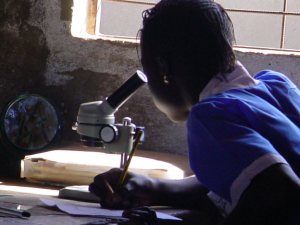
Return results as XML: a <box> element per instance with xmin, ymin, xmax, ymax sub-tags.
<box><xmin>90</xmin><ymin>0</ymin><xmax>300</xmax><ymax>224</ymax></box>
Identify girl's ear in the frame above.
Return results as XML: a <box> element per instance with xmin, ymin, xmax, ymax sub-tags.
<box><xmin>155</xmin><ymin>56</ymin><xmax>169</xmax><ymax>80</ymax></box>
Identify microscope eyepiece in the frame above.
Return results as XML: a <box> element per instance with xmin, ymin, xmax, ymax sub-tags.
<box><xmin>106</xmin><ymin>70</ymin><xmax>147</xmax><ymax>109</ymax></box>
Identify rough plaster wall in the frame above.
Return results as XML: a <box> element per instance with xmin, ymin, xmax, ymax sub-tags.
<box><xmin>1</xmin><ymin>0</ymin><xmax>300</xmax><ymax>167</ymax></box>
<box><xmin>236</xmin><ymin>51</ymin><xmax>300</xmax><ymax>85</ymax></box>
<box><xmin>0</xmin><ymin>0</ymin><xmax>49</xmax><ymax>101</ymax></box>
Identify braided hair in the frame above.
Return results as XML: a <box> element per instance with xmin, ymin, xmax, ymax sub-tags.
<box><xmin>141</xmin><ymin>0</ymin><xmax>236</xmax><ymax>79</ymax></box>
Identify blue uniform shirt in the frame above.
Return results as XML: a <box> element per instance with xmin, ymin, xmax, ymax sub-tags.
<box><xmin>187</xmin><ymin>69</ymin><xmax>300</xmax><ymax>212</ymax></box>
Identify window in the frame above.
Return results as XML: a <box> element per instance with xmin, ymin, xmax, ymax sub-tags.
<box><xmin>216</xmin><ymin>0</ymin><xmax>300</xmax><ymax>51</ymax></box>
<box><xmin>96</xmin><ymin>0</ymin><xmax>157</xmax><ymax>39</ymax></box>
<box><xmin>71</xmin><ymin>0</ymin><xmax>157</xmax><ymax>41</ymax></box>
<box><xmin>72</xmin><ymin>0</ymin><xmax>300</xmax><ymax>51</ymax></box>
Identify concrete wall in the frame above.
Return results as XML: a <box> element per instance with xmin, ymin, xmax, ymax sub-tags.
<box><xmin>1</xmin><ymin>0</ymin><xmax>300</xmax><ymax>176</ymax></box>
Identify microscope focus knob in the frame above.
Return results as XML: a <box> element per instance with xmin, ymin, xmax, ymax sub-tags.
<box><xmin>100</xmin><ymin>125</ymin><xmax>118</xmax><ymax>143</ymax></box>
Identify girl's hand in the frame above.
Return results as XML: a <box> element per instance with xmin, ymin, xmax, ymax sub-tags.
<box><xmin>89</xmin><ymin>168</ymin><xmax>159</xmax><ymax>209</ymax></box>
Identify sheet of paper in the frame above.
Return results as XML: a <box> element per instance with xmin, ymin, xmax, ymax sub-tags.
<box><xmin>40</xmin><ymin>198</ymin><xmax>181</xmax><ymax>221</ymax></box>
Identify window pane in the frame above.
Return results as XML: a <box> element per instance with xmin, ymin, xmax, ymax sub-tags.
<box><xmin>97</xmin><ymin>0</ymin><xmax>154</xmax><ymax>37</ymax></box>
<box><xmin>284</xmin><ymin>16</ymin><xmax>300</xmax><ymax>50</ymax></box>
<box><xmin>216</xmin><ymin>0</ymin><xmax>284</xmax><ymax>11</ymax></box>
<box><xmin>287</xmin><ymin>0</ymin><xmax>300</xmax><ymax>13</ymax></box>
<box><xmin>228</xmin><ymin>12</ymin><xmax>282</xmax><ymax>48</ymax></box>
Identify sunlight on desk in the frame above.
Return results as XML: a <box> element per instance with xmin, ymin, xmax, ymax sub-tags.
<box><xmin>21</xmin><ymin>150</ymin><xmax>186</xmax><ymax>186</ymax></box>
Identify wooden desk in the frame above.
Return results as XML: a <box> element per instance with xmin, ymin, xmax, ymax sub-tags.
<box><xmin>0</xmin><ymin>179</ymin><xmax>220</xmax><ymax>225</ymax></box>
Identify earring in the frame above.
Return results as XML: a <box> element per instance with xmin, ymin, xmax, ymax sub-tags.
<box><xmin>163</xmin><ymin>75</ymin><xmax>169</xmax><ymax>84</ymax></box>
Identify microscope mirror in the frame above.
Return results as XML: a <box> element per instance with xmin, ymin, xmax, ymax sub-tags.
<box><xmin>0</xmin><ymin>94</ymin><xmax>62</xmax><ymax>157</ymax></box>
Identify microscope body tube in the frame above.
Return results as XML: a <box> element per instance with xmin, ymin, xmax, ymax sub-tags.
<box><xmin>77</xmin><ymin>70</ymin><xmax>147</xmax><ymax>125</ymax></box>
<box><xmin>106</xmin><ymin>70</ymin><xmax>148</xmax><ymax>110</ymax></box>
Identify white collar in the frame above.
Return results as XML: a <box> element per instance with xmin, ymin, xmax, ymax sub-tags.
<box><xmin>199</xmin><ymin>61</ymin><xmax>259</xmax><ymax>101</ymax></box>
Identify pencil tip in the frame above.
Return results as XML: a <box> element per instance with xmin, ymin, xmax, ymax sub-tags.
<box><xmin>22</xmin><ymin>211</ymin><xmax>31</xmax><ymax>217</ymax></box>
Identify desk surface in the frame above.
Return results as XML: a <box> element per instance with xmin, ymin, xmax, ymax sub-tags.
<box><xmin>0</xmin><ymin>179</ymin><xmax>220</xmax><ymax>225</ymax></box>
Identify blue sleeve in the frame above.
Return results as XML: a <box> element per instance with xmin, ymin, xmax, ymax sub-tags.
<box><xmin>187</xmin><ymin>100</ymin><xmax>288</xmax><ymax>206</ymax></box>
<box><xmin>255</xmin><ymin>70</ymin><xmax>298</xmax><ymax>89</ymax></box>
<box><xmin>254</xmin><ymin>70</ymin><xmax>300</xmax><ymax>127</ymax></box>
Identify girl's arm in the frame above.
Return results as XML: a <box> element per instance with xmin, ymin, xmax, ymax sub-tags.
<box><xmin>222</xmin><ymin>164</ymin><xmax>300</xmax><ymax>225</ymax></box>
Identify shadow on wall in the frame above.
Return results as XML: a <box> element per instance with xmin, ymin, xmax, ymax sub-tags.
<box><xmin>0</xmin><ymin>0</ymin><xmax>49</xmax><ymax>177</ymax></box>
<box><xmin>0</xmin><ymin>0</ymin><xmax>49</xmax><ymax>103</ymax></box>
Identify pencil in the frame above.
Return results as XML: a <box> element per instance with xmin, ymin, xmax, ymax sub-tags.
<box><xmin>0</xmin><ymin>205</ymin><xmax>31</xmax><ymax>218</ymax></box>
<box><xmin>115</xmin><ymin>130</ymin><xmax>143</xmax><ymax>191</ymax></box>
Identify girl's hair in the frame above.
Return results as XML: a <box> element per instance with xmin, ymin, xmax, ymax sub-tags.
<box><xmin>141</xmin><ymin>0</ymin><xmax>236</xmax><ymax>78</ymax></box>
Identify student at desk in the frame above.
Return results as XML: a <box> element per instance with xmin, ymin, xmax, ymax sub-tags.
<box><xmin>89</xmin><ymin>0</ymin><xmax>300</xmax><ymax>224</ymax></box>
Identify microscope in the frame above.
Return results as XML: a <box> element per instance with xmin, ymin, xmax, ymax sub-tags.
<box><xmin>72</xmin><ymin>70</ymin><xmax>147</xmax><ymax>167</ymax></box>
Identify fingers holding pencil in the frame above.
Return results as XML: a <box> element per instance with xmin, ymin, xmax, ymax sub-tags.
<box><xmin>89</xmin><ymin>168</ymin><xmax>131</xmax><ymax>209</ymax></box>
<box><xmin>89</xmin><ymin>168</ymin><xmax>123</xmax><ymax>208</ymax></box>
<box><xmin>89</xmin><ymin>168</ymin><xmax>157</xmax><ymax>209</ymax></box>
<box><xmin>89</xmin><ymin>129</ymin><xmax>156</xmax><ymax>209</ymax></box>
